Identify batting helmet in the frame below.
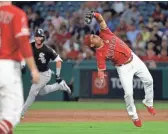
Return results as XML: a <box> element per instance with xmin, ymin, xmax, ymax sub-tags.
<box><xmin>34</xmin><ymin>29</ymin><xmax>45</xmax><ymax>43</ymax></box>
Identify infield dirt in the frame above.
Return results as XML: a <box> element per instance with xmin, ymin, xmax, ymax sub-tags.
<box><xmin>21</xmin><ymin>109</ymin><xmax>168</xmax><ymax>123</ymax></box>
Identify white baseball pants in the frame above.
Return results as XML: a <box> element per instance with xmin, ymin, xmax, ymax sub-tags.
<box><xmin>22</xmin><ymin>69</ymin><xmax>62</xmax><ymax>116</ymax></box>
<box><xmin>0</xmin><ymin>60</ymin><xmax>24</xmax><ymax>127</ymax></box>
<box><xmin>116</xmin><ymin>52</ymin><xmax>153</xmax><ymax>120</ymax></box>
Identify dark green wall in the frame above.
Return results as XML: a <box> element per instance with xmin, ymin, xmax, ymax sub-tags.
<box><xmin>22</xmin><ymin>61</ymin><xmax>168</xmax><ymax>101</ymax></box>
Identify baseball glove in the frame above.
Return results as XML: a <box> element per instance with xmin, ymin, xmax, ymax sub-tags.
<box><xmin>84</xmin><ymin>11</ymin><xmax>94</xmax><ymax>24</ymax></box>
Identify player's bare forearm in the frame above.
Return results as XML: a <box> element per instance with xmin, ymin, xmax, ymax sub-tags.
<box><xmin>25</xmin><ymin>57</ymin><xmax>39</xmax><ymax>84</ymax></box>
<box><xmin>56</xmin><ymin>60</ymin><xmax>62</xmax><ymax>68</ymax></box>
<box><xmin>94</xmin><ymin>13</ymin><xmax>107</xmax><ymax>29</ymax></box>
<box><xmin>56</xmin><ymin>60</ymin><xmax>62</xmax><ymax>76</ymax></box>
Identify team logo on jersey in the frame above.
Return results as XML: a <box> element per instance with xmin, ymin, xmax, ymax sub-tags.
<box><xmin>38</xmin><ymin>52</ymin><xmax>46</xmax><ymax>63</ymax></box>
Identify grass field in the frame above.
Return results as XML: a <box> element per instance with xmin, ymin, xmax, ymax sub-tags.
<box><xmin>28</xmin><ymin>101</ymin><xmax>168</xmax><ymax>110</ymax></box>
<box><xmin>16</xmin><ymin>122</ymin><xmax>168</xmax><ymax>134</ymax></box>
<box><xmin>15</xmin><ymin>101</ymin><xmax>168</xmax><ymax>134</ymax></box>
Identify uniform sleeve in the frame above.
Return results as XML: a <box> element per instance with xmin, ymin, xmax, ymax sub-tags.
<box><xmin>13</xmin><ymin>11</ymin><xmax>33</xmax><ymax>58</ymax></box>
<box><xmin>13</xmin><ymin>11</ymin><xmax>29</xmax><ymax>38</ymax></box>
<box><xmin>100</xmin><ymin>27</ymin><xmax>113</xmax><ymax>35</ymax></box>
<box><xmin>96</xmin><ymin>51</ymin><xmax>106</xmax><ymax>71</ymax></box>
<box><xmin>49</xmin><ymin>48</ymin><xmax>63</xmax><ymax>62</ymax></box>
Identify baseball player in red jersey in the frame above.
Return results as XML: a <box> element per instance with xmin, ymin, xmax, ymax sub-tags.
<box><xmin>84</xmin><ymin>11</ymin><xmax>156</xmax><ymax>127</ymax></box>
<box><xmin>0</xmin><ymin>2</ymin><xmax>39</xmax><ymax>134</ymax></box>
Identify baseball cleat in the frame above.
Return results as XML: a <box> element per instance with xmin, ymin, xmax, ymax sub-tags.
<box><xmin>21</xmin><ymin>115</ymin><xmax>24</xmax><ymax>119</ymax></box>
<box><xmin>144</xmin><ymin>105</ymin><xmax>156</xmax><ymax>116</ymax></box>
<box><xmin>132</xmin><ymin>119</ymin><xmax>142</xmax><ymax>127</ymax></box>
<box><xmin>60</xmin><ymin>80</ymin><xmax>71</xmax><ymax>94</ymax></box>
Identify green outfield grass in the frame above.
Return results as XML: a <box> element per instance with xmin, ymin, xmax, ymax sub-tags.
<box><xmin>15</xmin><ymin>101</ymin><xmax>168</xmax><ymax>134</ymax></box>
<box><xmin>15</xmin><ymin>122</ymin><xmax>168</xmax><ymax>134</ymax></box>
<box><xmin>29</xmin><ymin>101</ymin><xmax>168</xmax><ymax>110</ymax></box>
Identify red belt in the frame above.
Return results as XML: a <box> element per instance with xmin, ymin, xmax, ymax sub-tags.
<box><xmin>118</xmin><ymin>55</ymin><xmax>133</xmax><ymax>66</ymax></box>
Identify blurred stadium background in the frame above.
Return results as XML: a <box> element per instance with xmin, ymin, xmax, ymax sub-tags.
<box><xmin>12</xmin><ymin>1</ymin><xmax>168</xmax><ymax>101</ymax></box>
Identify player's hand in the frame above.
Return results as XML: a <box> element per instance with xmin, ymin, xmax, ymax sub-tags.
<box><xmin>31</xmin><ymin>70</ymin><xmax>40</xmax><ymax>84</ymax></box>
<box><xmin>85</xmin><ymin>11</ymin><xmax>94</xmax><ymax>24</ymax></box>
<box><xmin>99</xmin><ymin>78</ymin><xmax>105</xmax><ymax>86</ymax></box>
<box><xmin>98</xmin><ymin>70</ymin><xmax>106</xmax><ymax>86</ymax></box>
<box><xmin>56</xmin><ymin>75</ymin><xmax>62</xmax><ymax>83</ymax></box>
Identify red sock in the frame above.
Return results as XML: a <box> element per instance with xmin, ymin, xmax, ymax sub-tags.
<box><xmin>0</xmin><ymin>120</ymin><xmax>13</xmax><ymax>134</ymax></box>
<box><xmin>8</xmin><ymin>131</ymin><xmax>13</xmax><ymax>134</ymax></box>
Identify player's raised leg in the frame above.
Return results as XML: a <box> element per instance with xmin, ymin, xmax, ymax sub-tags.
<box><xmin>59</xmin><ymin>80</ymin><xmax>71</xmax><ymax>94</ymax></box>
<box><xmin>134</xmin><ymin>55</ymin><xmax>156</xmax><ymax>115</ymax></box>
<box><xmin>39</xmin><ymin>82</ymin><xmax>62</xmax><ymax>95</ymax></box>
<box><xmin>116</xmin><ymin>64</ymin><xmax>142</xmax><ymax>127</ymax></box>
<box><xmin>39</xmin><ymin>80</ymin><xmax>71</xmax><ymax>96</ymax></box>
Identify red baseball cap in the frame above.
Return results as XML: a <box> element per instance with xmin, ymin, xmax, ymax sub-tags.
<box><xmin>83</xmin><ymin>34</ymin><xmax>91</xmax><ymax>47</ymax></box>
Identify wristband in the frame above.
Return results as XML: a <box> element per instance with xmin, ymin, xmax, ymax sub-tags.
<box><xmin>56</xmin><ymin>68</ymin><xmax>61</xmax><ymax>77</ymax></box>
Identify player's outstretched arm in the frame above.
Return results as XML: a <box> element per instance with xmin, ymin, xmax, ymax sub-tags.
<box><xmin>50</xmin><ymin>48</ymin><xmax>63</xmax><ymax>83</ymax></box>
<box><xmin>85</xmin><ymin>11</ymin><xmax>107</xmax><ymax>29</ymax></box>
<box><xmin>96</xmin><ymin>51</ymin><xmax>106</xmax><ymax>85</ymax></box>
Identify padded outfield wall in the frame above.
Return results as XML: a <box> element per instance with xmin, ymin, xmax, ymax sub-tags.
<box><xmin>22</xmin><ymin>61</ymin><xmax>168</xmax><ymax>101</ymax></box>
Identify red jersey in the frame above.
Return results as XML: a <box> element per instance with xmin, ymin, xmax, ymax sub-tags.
<box><xmin>0</xmin><ymin>4</ymin><xmax>32</xmax><ymax>61</ymax></box>
<box><xmin>96</xmin><ymin>28</ymin><xmax>131</xmax><ymax>70</ymax></box>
